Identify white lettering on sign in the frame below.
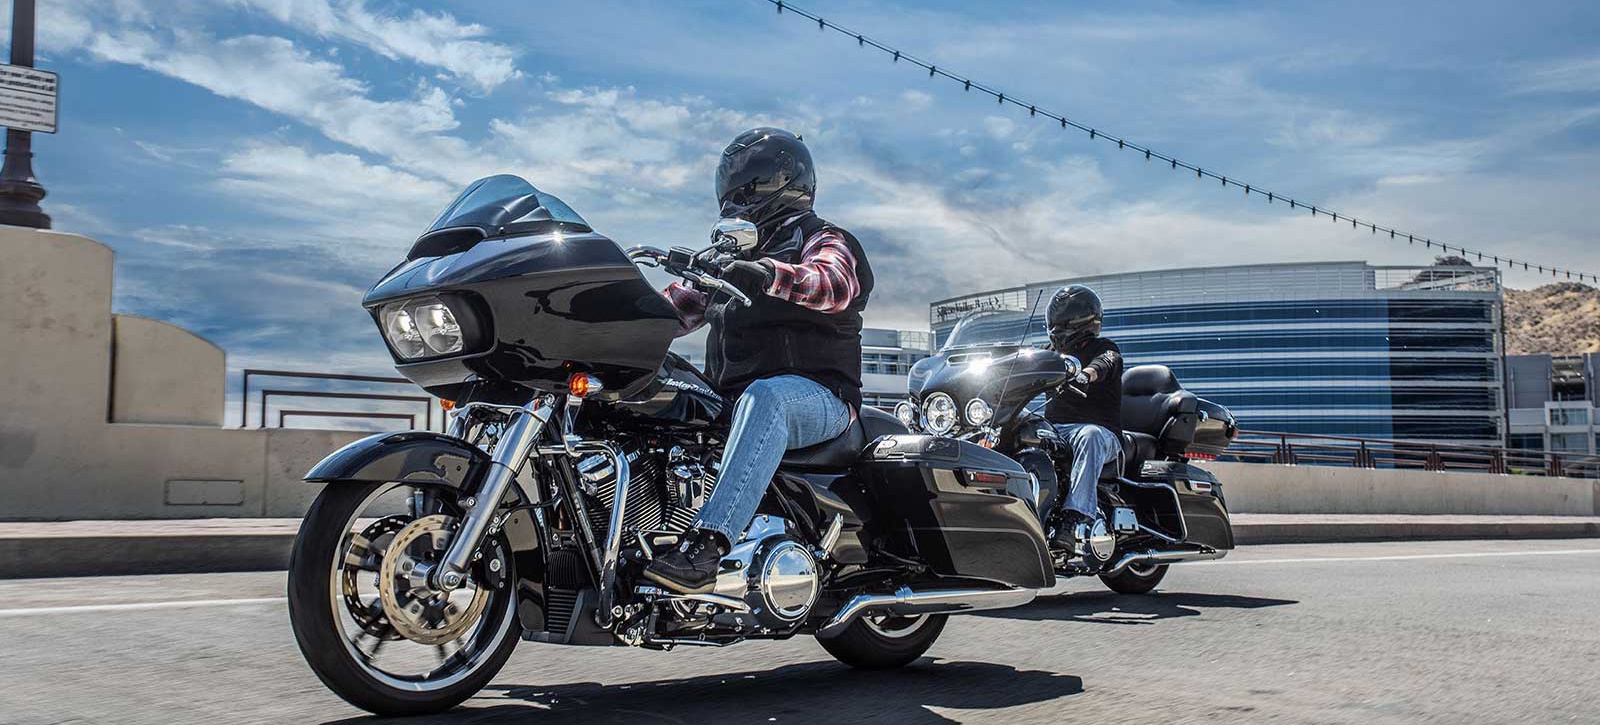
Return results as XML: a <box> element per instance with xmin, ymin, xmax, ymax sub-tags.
<box><xmin>0</xmin><ymin>64</ymin><xmax>57</xmax><ymax>134</ymax></box>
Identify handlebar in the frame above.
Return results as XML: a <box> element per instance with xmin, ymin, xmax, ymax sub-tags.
<box><xmin>626</xmin><ymin>245</ymin><xmax>754</xmax><ymax>307</ymax></box>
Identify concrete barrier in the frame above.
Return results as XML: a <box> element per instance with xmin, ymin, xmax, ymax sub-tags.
<box><xmin>0</xmin><ymin>226</ymin><xmax>365</xmax><ymax>521</ymax></box>
<box><xmin>1210</xmin><ymin>461</ymin><xmax>1598</xmax><ymax>517</ymax></box>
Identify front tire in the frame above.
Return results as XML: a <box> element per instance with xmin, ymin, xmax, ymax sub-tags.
<box><xmin>817</xmin><ymin>613</ymin><xmax>948</xmax><ymax>669</ymax></box>
<box><xmin>287</xmin><ymin>482</ymin><xmax>521</xmax><ymax>717</ymax></box>
<box><xmin>1099</xmin><ymin>562</ymin><xmax>1169</xmax><ymax>594</ymax></box>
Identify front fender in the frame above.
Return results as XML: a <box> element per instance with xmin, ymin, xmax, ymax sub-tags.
<box><xmin>304</xmin><ymin>431</ymin><xmax>489</xmax><ymax>488</ymax></box>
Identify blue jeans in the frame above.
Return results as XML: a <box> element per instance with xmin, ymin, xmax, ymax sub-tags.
<box><xmin>1053</xmin><ymin>423</ymin><xmax>1121</xmax><ymax>519</ymax></box>
<box><xmin>693</xmin><ymin>375</ymin><xmax>852</xmax><ymax>542</ymax></box>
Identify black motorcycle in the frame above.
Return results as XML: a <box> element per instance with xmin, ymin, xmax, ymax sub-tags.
<box><xmin>286</xmin><ymin>176</ymin><xmax>1053</xmax><ymax>716</ymax></box>
<box><xmin>898</xmin><ymin>309</ymin><xmax>1238</xmax><ymax>594</ymax></box>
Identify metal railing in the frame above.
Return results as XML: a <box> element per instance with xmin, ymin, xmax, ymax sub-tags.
<box><xmin>1227</xmin><ymin>429</ymin><xmax>1600</xmax><ymax>479</ymax></box>
<box><xmin>240</xmin><ymin>369</ymin><xmax>440</xmax><ymax>431</ymax></box>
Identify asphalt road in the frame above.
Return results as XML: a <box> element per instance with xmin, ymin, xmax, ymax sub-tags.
<box><xmin>3</xmin><ymin>539</ymin><xmax>1598</xmax><ymax>725</ymax></box>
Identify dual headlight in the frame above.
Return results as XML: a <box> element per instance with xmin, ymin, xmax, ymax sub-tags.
<box><xmin>380</xmin><ymin>296</ymin><xmax>469</xmax><ymax>359</ymax></box>
<box><xmin>895</xmin><ymin>393</ymin><xmax>994</xmax><ymax>435</ymax></box>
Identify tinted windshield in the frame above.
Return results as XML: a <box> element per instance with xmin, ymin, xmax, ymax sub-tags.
<box><xmin>942</xmin><ymin>310</ymin><xmax>1049</xmax><ymax>350</ymax></box>
<box><xmin>427</xmin><ymin>175</ymin><xmax>591</xmax><ymax>236</ymax></box>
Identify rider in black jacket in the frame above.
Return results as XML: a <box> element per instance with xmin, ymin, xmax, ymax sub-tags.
<box><xmin>1042</xmin><ymin>284</ymin><xmax>1123</xmax><ymax>552</ymax></box>
<box><xmin>645</xmin><ymin>128</ymin><xmax>874</xmax><ymax>593</ymax></box>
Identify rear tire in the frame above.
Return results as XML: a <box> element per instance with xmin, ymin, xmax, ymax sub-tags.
<box><xmin>817</xmin><ymin>613</ymin><xmax>948</xmax><ymax>669</ymax></box>
<box><xmin>1099</xmin><ymin>562</ymin><xmax>1169</xmax><ymax>594</ymax></box>
<box><xmin>287</xmin><ymin>483</ymin><xmax>521</xmax><ymax>717</ymax></box>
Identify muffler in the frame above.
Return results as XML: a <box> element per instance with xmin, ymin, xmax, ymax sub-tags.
<box><xmin>1105</xmin><ymin>547</ymin><xmax>1227</xmax><ymax>575</ymax></box>
<box><xmin>816</xmin><ymin>584</ymin><xmax>1036</xmax><ymax>639</ymax></box>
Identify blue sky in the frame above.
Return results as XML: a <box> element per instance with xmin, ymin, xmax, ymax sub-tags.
<box><xmin>20</xmin><ymin>0</ymin><xmax>1600</xmax><ymax>393</ymax></box>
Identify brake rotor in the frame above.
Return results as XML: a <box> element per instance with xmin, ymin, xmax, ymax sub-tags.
<box><xmin>340</xmin><ymin>514</ymin><xmax>411</xmax><ymax>639</ymax></box>
<box><xmin>378</xmin><ymin>514</ymin><xmax>491</xmax><ymax>646</ymax></box>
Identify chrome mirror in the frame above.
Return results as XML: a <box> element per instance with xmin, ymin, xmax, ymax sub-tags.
<box><xmin>711</xmin><ymin>218</ymin><xmax>759</xmax><ymax>254</ymax></box>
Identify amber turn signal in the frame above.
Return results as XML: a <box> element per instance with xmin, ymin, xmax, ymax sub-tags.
<box><xmin>568</xmin><ymin>373</ymin><xmax>603</xmax><ymax>398</ymax></box>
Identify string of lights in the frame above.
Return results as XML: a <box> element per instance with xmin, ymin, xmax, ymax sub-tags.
<box><xmin>762</xmin><ymin>0</ymin><xmax>1598</xmax><ymax>283</ymax></box>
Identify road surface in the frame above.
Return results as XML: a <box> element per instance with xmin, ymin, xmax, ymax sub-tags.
<box><xmin>3</xmin><ymin>539</ymin><xmax>1597</xmax><ymax>724</ymax></box>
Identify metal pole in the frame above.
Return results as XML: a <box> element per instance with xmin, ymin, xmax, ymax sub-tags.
<box><xmin>0</xmin><ymin>0</ymin><xmax>48</xmax><ymax>228</ymax></box>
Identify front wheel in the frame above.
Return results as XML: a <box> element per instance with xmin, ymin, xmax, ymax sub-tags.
<box><xmin>287</xmin><ymin>482</ymin><xmax>521</xmax><ymax>717</ymax></box>
<box><xmin>817</xmin><ymin>613</ymin><xmax>948</xmax><ymax>669</ymax></box>
<box><xmin>1099</xmin><ymin>562</ymin><xmax>1169</xmax><ymax>595</ymax></box>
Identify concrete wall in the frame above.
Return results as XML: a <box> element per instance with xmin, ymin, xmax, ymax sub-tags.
<box><xmin>0</xmin><ymin>227</ymin><xmax>364</xmax><ymax>521</ymax></box>
<box><xmin>1213</xmin><ymin>461</ymin><xmax>1598</xmax><ymax>516</ymax></box>
<box><xmin>111</xmin><ymin>315</ymin><xmax>226</xmax><ymax>426</ymax></box>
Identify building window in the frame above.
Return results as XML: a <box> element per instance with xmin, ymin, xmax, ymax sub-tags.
<box><xmin>1508</xmin><ymin>434</ymin><xmax>1544</xmax><ymax>451</ymax></box>
<box><xmin>1549</xmin><ymin>432</ymin><xmax>1589</xmax><ymax>453</ymax></box>
<box><xmin>1549</xmin><ymin>408</ymin><xmax>1590</xmax><ymax>426</ymax></box>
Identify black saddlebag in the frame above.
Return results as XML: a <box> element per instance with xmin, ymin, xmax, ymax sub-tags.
<box><xmin>1134</xmin><ymin>460</ymin><xmax>1235</xmax><ymax>550</ymax></box>
<box><xmin>859</xmin><ymin>435</ymin><xmax>1054</xmax><ymax>589</ymax></box>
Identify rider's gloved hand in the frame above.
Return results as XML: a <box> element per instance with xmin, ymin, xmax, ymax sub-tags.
<box><xmin>1072</xmin><ymin>371</ymin><xmax>1092</xmax><ymax>386</ymax></box>
<box><xmin>720</xmin><ymin>259</ymin><xmax>775</xmax><ymax>299</ymax></box>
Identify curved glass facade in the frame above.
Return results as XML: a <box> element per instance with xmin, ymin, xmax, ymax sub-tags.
<box><xmin>930</xmin><ymin>262</ymin><xmax>1504</xmax><ymax>444</ymax></box>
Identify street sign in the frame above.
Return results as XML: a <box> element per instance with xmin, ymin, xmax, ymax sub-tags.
<box><xmin>0</xmin><ymin>63</ymin><xmax>56</xmax><ymax>134</ymax></box>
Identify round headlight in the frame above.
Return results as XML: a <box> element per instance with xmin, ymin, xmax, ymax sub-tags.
<box><xmin>413</xmin><ymin>299</ymin><xmax>464</xmax><ymax>355</ymax></box>
<box><xmin>382</xmin><ymin>304</ymin><xmax>426</xmax><ymax>359</ymax></box>
<box><xmin>923</xmin><ymin>392</ymin><xmax>957</xmax><ymax>435</ymax></box>
<box><xmin>965</xmin><ymin>397</ymin><xmax>994</xmax><ymax>426</ymax></box>
<box><xmin>893</xmin><ymin>400</ymin><xmax>919</xmax><ymax>429</ymax></box>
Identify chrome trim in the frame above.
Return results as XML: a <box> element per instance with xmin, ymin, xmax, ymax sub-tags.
<box><xmin>565</xmin><ymin>439</ymin><xmax>632</xmax><ymax>629</ymax></box>
<box><xmin>1104</xmin><ymin>547</ymin><xmax>1227</xmax><ymax>575</ymax></box>
<box><xmin>817</xmin><ymin>514</ymin><xmax>844</xmax><ymax>560</ymax></box>
<box><xmin>634</xmin><ymin>585</ymin><xmax>751</xmax><ymax>613</ymax></box>
<box><xmin>816</xmin><ymin>584</ymin><xmax>1037</xmax><ymax>639</ymax></box>
<box><xmin>436</xmin><ymin>395</ymin><xmax>556</xmax><ymax>588</ymax></box>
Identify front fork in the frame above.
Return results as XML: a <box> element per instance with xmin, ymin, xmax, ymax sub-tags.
<box><xmin>424</xmin><ymin>395</ymin><xmax>556</xmax><ymax>591</ymax></box>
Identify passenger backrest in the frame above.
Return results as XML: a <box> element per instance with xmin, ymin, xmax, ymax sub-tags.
<box><xmin>1120</xmin><ymin>365</ymin><xmax>1200</xmax><ymax>453</ymax></box>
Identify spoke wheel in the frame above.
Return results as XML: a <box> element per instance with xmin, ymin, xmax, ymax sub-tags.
<box><xmin>288</xmin><ymin>482</ymin><xmax>521</xmax><ymax>717</ymax></box>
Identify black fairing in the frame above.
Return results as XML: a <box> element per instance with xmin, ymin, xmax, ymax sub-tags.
<box><xmin>366</xmin><ymin>228</ymin><xmax>681</xmax><ymax>402</ymax></box>
<box><xmin>911</xmin><ymin>346</ymin><xmax>1071</xmax><ymax>425</ymax></box>
<box><xmin>609</xmin><ymin>353</ymin><xmax>727</xmax><ymax>428</ymax></box>
<box><xmin>305</xmin><ymin>431</ymin><xmax>489</xmax><ymax>487</ymax></box>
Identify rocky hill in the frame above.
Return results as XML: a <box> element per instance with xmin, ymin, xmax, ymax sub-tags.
<box><xmin>1504</xmin><ymin>282</ymin><xmax>1600</xmax><ymax>355</ymax></box>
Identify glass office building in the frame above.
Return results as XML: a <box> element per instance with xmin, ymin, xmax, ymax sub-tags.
<box><xmin>930</xmin><ymin>261</ymin><xmax>1505</xmax><ymax>445</ymax></box>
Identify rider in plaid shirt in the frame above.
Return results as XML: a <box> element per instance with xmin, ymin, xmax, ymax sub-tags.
<box><xmin>662</xmin><ymin>216</ymin><xmax>861</xmax><ymax>331</ymax></box>
<box><xmin>643</xmin><ymin>128</ymin><xmax>875</xmax><ymax>595</ymax></box>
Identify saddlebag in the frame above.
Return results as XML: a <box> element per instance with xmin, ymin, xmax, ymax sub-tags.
<box><xmin>1134</xmin><ymin>460</ymin><xmax>1234</xmax><ymax>550</ymax></box>
<box><xmin>859</xmin><ymin>435</ymin><xmax>1054</xmax><ymax>589</ymax></box>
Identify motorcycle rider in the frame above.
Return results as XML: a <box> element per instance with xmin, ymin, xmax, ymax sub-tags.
<box><xmin>644</xmin><ymin>128</ymin><xmax>875</xmax><ymax>594</ymax></box>
<box><xmin>1042</xmin><ymin>284</ymin><xmax>1123</xmax><ymax>553</ymax></box>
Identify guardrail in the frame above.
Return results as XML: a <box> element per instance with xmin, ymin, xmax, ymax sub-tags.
<box><xmin>240</xmin><ymin>369</ymin><xmax>441</xmax><ymax>431</ymax></box>
<box><xmin>1227</xmin><ymin>429</ymin><xmax>1600</xmax><ymax>479</ymax></box>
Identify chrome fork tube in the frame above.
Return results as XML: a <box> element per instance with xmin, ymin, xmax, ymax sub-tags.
<box><xmin>434</xmin><ymin>395</ymin><xmax>556</xmax><ymax>590</ymax></box>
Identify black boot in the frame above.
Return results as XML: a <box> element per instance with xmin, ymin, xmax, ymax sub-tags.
<box><xmin>1050</xmin><ymin>511</ymin><xmax>1091</xmax><ymax>552</ymax></box>
<box><xmin>642</xmin><ymin>529</ymin><xmax>730</xmax><ymax>594</ymax></box>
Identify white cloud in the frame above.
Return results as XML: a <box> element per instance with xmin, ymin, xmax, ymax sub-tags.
<box><xmin>1511</xmin><ymin>55</ymin><xmax>1600</xmax><ymax>95</ymax></box>
<box><xmin>227</xmin><ymin>0</ymin><xmax>522</xmax><ymax>92</ymax></box>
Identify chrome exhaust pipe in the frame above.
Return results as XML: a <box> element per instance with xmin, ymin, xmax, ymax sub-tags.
<box><xmin>1106</xmin><ymin>547</ymin><xmax>1227</xmax><ymax>575</ymax></box>
<box><xmin>816</xmin><ymin>584</ymin><xmax>1036</xmax><ymax>639</ymax></box>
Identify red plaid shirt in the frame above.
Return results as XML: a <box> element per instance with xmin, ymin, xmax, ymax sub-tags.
<box><xmin>664</xmin><ymin>227</ymin><xmax>861</xmax><ymax>335</ymax></box>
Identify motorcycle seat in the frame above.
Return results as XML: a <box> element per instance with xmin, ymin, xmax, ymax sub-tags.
<box><xmin>1120</xmin><ymin>431</ymin><xmax>1160</xmax><ymax>476</ymax></box>
<box><xmin>780</xmin><ymin>406</ymin><xmax>907</xmax><ymax>470</ymax></box>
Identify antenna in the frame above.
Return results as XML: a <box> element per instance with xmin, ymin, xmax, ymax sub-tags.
<box><xmin>989</xmin><ymin>287</ymin><xmax>1051</xmax><ymax>415</ymax></box>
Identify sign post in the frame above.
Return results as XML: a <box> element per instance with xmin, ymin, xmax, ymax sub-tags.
<box><xmin>0</xmin><ymin>0</ymin><xmax>50</xmax><ymax>229</ymax></box>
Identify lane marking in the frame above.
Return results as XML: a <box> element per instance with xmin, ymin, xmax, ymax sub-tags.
<box><xmin>1195</xmin><ymin>548</ymin><xmax>1600</xmax><ymax>566</ymax></box>
<box><xmin>0</xmin><ymin>597</ymin><xmax>283</xmax><ymax>618</ymax></box>
<box><xmin>2</xmin><ymin>549</ymin><xmax>1598</xmax><ymax>617</ymax></box>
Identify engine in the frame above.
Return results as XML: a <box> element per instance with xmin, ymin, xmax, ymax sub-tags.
<box><xmin>573</xmin><ymin>444</ymin><xmax>718</xmax><ymax>539</ymax></box>
<box><xmin>574</xmin><ymin>447</ymin><xmax>819</xmax><ymax>638</ymax></box>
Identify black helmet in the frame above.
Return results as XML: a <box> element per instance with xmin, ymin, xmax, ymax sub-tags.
<box><xmin>716</xmin><ymin>127</ymin><xmax>815</xmax><ymax>226</ymax></box>
<box><xmin>1046</xmin><ymin>284</ymin><xmax>1103</xmax><ymax>351</ymax></box>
